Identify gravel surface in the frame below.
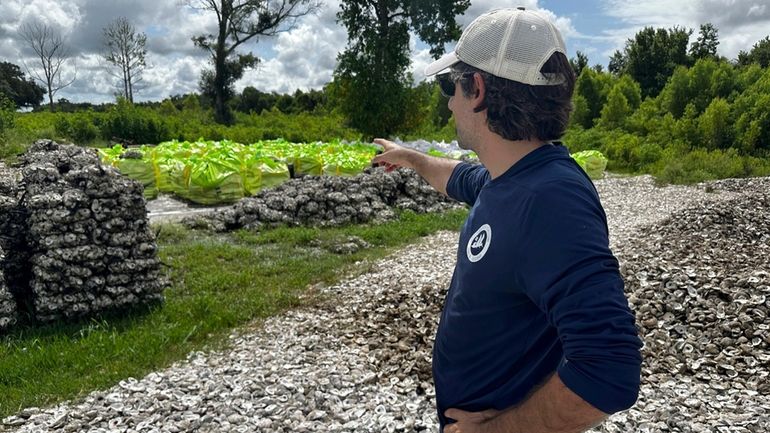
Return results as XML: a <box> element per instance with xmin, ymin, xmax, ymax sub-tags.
<box><xmin>3</xmin><ymin>174</ymin><xmax>768</xmax><ymax>433</ymax></box>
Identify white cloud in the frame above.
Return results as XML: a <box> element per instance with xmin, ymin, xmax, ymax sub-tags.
<box><xmin>410</xmin><ymin>33</ymin><xmax>436</xmax><ymax>84</ymax></box>
<box><xmin>238</xmin><ymin>0</ymin><xmax>346</xmax><ymax>93</ymax></box>
<box><xmin>0</xmin><ymin>0</ymin><xmax>214</xmax><ymax>102</ymax></box>
<box><xmin>600</xmin><ymin>0</ymin><xmax>770</xmax><ymax>60</ymax></box>
<box><xmin>0</xmin><ymin>2</ymin><xmax>24</xmax><ymax>37</ymax></box>
<box><xmin>139</xmin><ymin>55</ymin><xmax>206</xmax><ymax>98</ymax></box>
<box><xmin>747</xmin><ymin>4</ymin><xmax>767</xmax><ymax>17</ymax></box>
<box><xmin>13</xmin><ymin>0</ymin><xmax>82</xmax><ymax>33</ymax></box>
<box><xmin>0</xmin><ymin>0</ymin><xmax>82</xmax><ymax>63</ymax></box>
<box><xmin>148</xmin><ymin>3</ymin><xmax>219</xmax><ymax>57</ymax></box>
<box><xmin>66</xmin><ymin>54</ymin><xmax>117</xmax><ymax>97</ymax></box>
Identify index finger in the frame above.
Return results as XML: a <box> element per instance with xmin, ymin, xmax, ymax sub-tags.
<box><xmin>373</xmin><ymin>138</ymin><xmax>397</xmax><ymax>151</ymax></box>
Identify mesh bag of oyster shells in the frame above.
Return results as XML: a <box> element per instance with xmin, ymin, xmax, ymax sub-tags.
<box><xmin>0</xmin><ymin>165</ymin><xmax>25</xmax><ymax>331</ymax></box>
<box><xmin>0</xmin><ymin>245</ymin><xmax>18</xmax><ymax>331</ymax></box>
<box><xmin>17</xmin><ymin>140</ymin><xmax>166</xmax><ymax>323</ymax></box>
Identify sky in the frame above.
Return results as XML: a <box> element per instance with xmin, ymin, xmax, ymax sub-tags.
<box><xmin>0</xmin><ymin>0</ymin><xmax>769</xmax><ymax>104</ymax></box>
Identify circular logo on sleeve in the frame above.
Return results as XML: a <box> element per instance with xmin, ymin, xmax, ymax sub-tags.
<box><xmin>466</xmin><ymin>224</ymin><xmax>491</xmax><ymax>263</ymax></box>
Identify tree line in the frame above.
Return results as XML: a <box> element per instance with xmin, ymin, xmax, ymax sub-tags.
<box><xmin>1</xmin><ymin>1</ymin><xmax>770</xmax><ymax>141</ymax></box>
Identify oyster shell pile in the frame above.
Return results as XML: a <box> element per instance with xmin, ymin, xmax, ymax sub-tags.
<box><xmin>186</xmin><ymin>167</ymin><xmax>461</xmax><ymax>232</ymax></box>
<box><xmin>0</xmin><ymin>140</ymin><xmax>165</xmax><ymax>326</ymax></box>
<box><xmin>605</xmin><ymin>180</ymin><xmax>770</xmax><ymax>431</ymax></box>
<box><xmin>622</xmin><ymin>182</ymin><xmax>770</xmax><ymax>385</ymax></box>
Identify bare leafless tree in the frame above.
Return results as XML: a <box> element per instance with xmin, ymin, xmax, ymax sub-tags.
<box><xmin>103</xmin><ymin>17</ymin><xmax>148</xmax><ymax>103</ymax></box>
<box><xmin>187</xmin><ymin>0</ymin><xmax>322</xmax><ymax>124</ymax></box>
<box><xmin>20</xmin><ymin>22</ymin><xmax>76</xmax><ymax>111</ymax></box>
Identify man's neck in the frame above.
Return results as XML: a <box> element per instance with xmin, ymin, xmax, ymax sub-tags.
<box><xmin>475</xmin><ymin>132</ymin><xmax>547</xmax><ymax>179</ymax></box>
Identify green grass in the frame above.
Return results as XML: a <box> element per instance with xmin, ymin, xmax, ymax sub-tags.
<box><xmin>0</xmin><ymin>209</ymin><xmax>467</xmax><ymax>417</ymax></box>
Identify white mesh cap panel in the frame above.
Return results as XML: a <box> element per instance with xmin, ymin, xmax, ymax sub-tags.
<box><xmin>456</xmin><ymin>10</ymin><xmax>511</xmax><ymax>76</ymax></box>
<box><xmin>447</xmin><ymin>8</ymin><xmax>567</xmax><ymax>86</ymax></box>
<box><xmin>552</xmin><ymin>21</ymin><xmax>567</xmax><ymax>55</ymax></box>
<box><xmin>502</xmin><ymin>13</ymin><xmax>558</xmax><ymax>84</ymax></box>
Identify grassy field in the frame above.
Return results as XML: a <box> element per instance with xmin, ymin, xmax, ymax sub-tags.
<box><xmin>0</xmin><ymin>209</ymin><xmax>468</xmax><ymax>418</ymax></box>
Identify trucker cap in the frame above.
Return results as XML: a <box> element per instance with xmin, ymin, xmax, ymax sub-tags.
<box><xmin>424</xmin><ymin>7</ymin><xmax>567</xmax><ymax>86</ymax></box>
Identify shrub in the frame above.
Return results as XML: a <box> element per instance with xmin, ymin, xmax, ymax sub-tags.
<box><xmin>602</xmin><ymin>132</ymin><xmax>642</xmax><ymax>172</ymax></box>
<box><xmin>70</xmin><ymin>112</ymin><xmax>100</xmax><ymax>144</ymax></box>
<box><xmin>698</xmin><ymin>98</ymin><xmax>732</xmax><ymax>150</ymax></box>
<box><xmin>598</xmin><ymin>86</ymin><xmax>631</xmax><ymax>130</ymax></box>
<box><xmin>563</xmin><ymin>127</ymin><xmax>606</xmax><ymax>153</ymax></box>
<box><xmin>574</xmin><ymin>68</ymin><xmax>608</xmax><ymax>128</ymax></box>
<box><xmin>615</xmin><ymin>74</ymin><xmax>642</xmax><ymax>110</ymax></box>
<box><xmin>652</xmin><ymin>147</ymin><xmax>770</xmax><ymax>184</ymax></box>
<box><xmin>54</xmin><ymin>114</ymin><xmax>72</xmax><ymax>138</ymax></box>
<box><xmin>676</xmin><ymin>103</ymin><xmax>702</xmax><ymax>147</ymax></box>
<box><xmin>638</xmin><ymin>140</ymin><xmax>663</xmax><ymax>167</ymax></box>
<box><xmin>102</xmin><ymin>97</ymin><xmax>171</xmax><ymax>144</ymax></box>
<box><xmin>0</xmin><ymin>93</ymin><xmax>15</xmax><ymax>135</ymax></box>
<box><xmin>569</xmin><ymin>95</ymin><xmax>591</xmax><ymax>130</ymax></box>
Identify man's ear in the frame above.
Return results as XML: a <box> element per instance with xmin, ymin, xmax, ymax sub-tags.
<box><xmin>471</xmin><ymin>72</ymin><xmax>487</xmax><ymax>113</ymax></box>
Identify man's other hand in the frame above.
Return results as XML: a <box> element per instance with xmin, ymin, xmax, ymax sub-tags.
<box><xmin>443</xmin><ymin>408</ymin><xmax>501</xmax><ymax>433</ymax></box>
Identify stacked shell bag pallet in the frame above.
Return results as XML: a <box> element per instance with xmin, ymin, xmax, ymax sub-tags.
<box><xmin>0</xmin><ymin>167</ymin><xmax>25</xmax><ymax>331</ymax></box>
<box><xmin>0</xmin><ymin>140</ymin><xmax>166</xmax><ymax>326</ymax></box>
<box><xmin>0</xmin><ymin>245</ymin><xmax>17</xmax><ymax>330</ymax></box>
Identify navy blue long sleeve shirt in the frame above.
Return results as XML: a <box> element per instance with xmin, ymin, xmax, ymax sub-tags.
<box><xmin>434</xmin><ymin>143</ymin><xmax>642</xmax><ymax>429</ymax></box>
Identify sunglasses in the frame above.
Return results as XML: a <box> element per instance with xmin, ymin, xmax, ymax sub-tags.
<box><xmin>436</xmin><ymin>72</ymin><xmax>473</xmax><ymax>97</ymax></box>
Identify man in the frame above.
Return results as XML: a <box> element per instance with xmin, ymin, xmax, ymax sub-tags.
<box><xmin>372</xmin><ymin>7</ymin><xmax>642</xmax><ymax>433</ymax></box>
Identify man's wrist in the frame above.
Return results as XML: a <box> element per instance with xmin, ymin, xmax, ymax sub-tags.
<box><xmin>404</xmin><ymin>148</ymin><xmax>423</xmax><ymax>169</ymax></box>
<box><xmin>487</xmin><ymin>408</ymin><xmax>523</xmax><ymax>433</ymax></box>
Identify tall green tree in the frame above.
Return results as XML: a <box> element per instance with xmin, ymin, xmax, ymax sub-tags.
<box><xmin>599</xmin><ymin>85</ymin><xmax>631</xmax><ymax>129</ymax></box>
<box><xmin>573</xmin><ymin>68</ymin><xmax>609</xmax><ymax>128</ymax></box>
<box><xmin>569</xmin><ymin>51</ymin><xmax>588</xmax><ymax>77</ymax></box>
<box><xmin>689</xmin><ymin>23</ymin><xmax>719</xmax><ymax>61</ymax></box>
<box><xmin>189</xmin><ymin>0</ymin><xmax>322</xmax><ymax>124</ymax></box>
<box><xmin>0</xmin><ymin>61</ymin><xmax>45</xmax><ymax>109</ymax></box>
<box><xmin>334</xmin><ymin>0</ymin><xmax>470</xmax><ymax>137</ymax></box>
<box><xmin>737</xmin><ymin>36</ymin><xmax>770</xmax><ymax>68</ymax></box>
<box><xmin>698</xmin><ymin>97</ymin><xmax>731</xmax><ymax>150</ymax></box>
<box><xmin>569</xmin><ymin>94</ymin><xmax>591</xmax><ymax>129</ymax></box>
<box><xmin>614</xmin><ymin>74</ymin><xmax>641</xmax><ymax>110</ymax></box>
<box><xmin>103</xmin><ymin>17</ymin><xmax>148</xmax><ymax>104</ymax></box>
<box><xmin>661</xmin><ymin>66</ymin><xmax>691</xmax><ymax>118</ymax></box>
<box><xmin>732</xmin><ymin>67</ymin><xmax>770</xmax><ymax>152</ymax></box>
<box><xmin>237</xmin><ymin>86</ymin><xmax>277</xmax><ymax>113</ymax></box>
<box><xmin>661</xmin><ymin>58</ymin><xmax>735</xmax><ymax>119</ymax></box>
<box><xmin>623</xmin><ymin>26</ymin><xmax>692</xmax><ymax>98</ymax></box>
<box><xmin>608</xmin><ymin>50</ymin><xmax>626</xmax><ymax>75</ymax></box>
<box><xmin>0</xmin><ymin>92</ymin><xmax>15</xmax><ymax>135</ymax></box>
<box><xmin>676</xmin><ymin>102</ymin><xmax>701</xmax><ymax>147</ymax></box>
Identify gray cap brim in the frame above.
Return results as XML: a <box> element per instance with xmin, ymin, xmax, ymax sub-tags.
<box><xmin>424</xmin><ymin>51</ymin><xmax>461</xmax><ymax>77</ymax></box>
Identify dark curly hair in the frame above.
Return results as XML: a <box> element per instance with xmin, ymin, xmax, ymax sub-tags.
<box><xmin>452</xmin><ymin>53</ymin><xmax>575</xmax><ymax>142</ymax></box>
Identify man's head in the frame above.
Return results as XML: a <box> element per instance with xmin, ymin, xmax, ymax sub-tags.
<box><xmin>426</xmin><ymin>8</ymin><xmax>576</xmax><ymax>145</ymax></box>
